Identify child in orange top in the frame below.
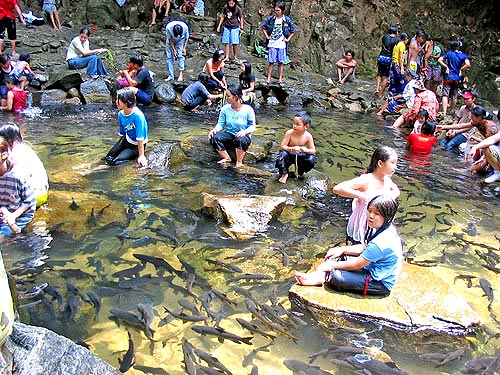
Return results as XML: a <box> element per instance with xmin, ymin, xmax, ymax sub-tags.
<box><xmin>275</xmin><ymin>111</ymin><xmax>317</xmax><ymax>183</ymax></box>
<box><xmin>406</xmin><ymin>120</ymin><xmax>436</xmax><ymax>154</ymax></box>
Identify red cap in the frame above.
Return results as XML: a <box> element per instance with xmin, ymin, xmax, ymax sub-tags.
<box><xmin>461</xmin><ymin>91</ymin><xmax>476</xmax><ymax>99</ymax></box>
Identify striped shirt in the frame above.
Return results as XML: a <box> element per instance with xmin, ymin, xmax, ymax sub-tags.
<box><xmin>0</xmin><ymin>165</ymin><xmax>36</xmax><ymax>223</ymax></box>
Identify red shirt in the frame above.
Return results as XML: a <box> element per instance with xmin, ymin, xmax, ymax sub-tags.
<box><xmin>0</xmin><ymin>0</ymin><xmax>19</xmax><ymax>20</ymax></box>
<box><xmin>406</xmin><ymin>133</ymin><xmax>436</xmax><ymax>154</ymax></box>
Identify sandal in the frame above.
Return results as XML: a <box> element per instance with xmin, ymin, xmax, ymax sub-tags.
<box><xmin>278</xmin><ymin>81</ymin><xmax>285</xmax><ymax>87</ymax></box>
<box><xmin>264</xmin><ymin>81</ymin><xmax>270</xmax><ymax>87</ymax></box>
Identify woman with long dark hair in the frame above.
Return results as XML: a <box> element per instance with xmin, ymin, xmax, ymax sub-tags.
<box><xmin>208</xmin><ymin>84</ymin><xmax>256</xmax><ymax>168</ymax></box>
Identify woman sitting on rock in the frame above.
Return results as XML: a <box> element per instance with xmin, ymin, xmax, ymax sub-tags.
<box><xmin>295</xmin><ymin>195</ymin><xmax>402</xmax><ymax>296</ymax></box>
<box><xmin>65</xmin><ymin>28</ymin><xmax>108</xmax><ymax>80</ymax></box>
<box><xmin>203</xmin><ymin>49</ymin><xmax>227</xmax><ymax>91</ymax></box>
<box><xmin>208</xmin><ymin>84</ymin><xmax>256</xmax><ymax>168</ymax></box>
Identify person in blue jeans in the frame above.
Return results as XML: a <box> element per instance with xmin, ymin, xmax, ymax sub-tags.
<box><xmin>439</xmin><ymin>89</ymin><xmax>477</xmax><ymax>150</ymax></box>
<box><xmin>165</xmin><ymin>20</ymin><xmax>189</xmax><ymax>82</ymax></box>
<box><xmin>65</xmin><ymin>28</ymin><xmax>107</xmax><ymax>79</ymax></box>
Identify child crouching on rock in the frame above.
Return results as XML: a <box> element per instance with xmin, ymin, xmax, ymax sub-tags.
<box><xmin>104</xmin><ymin>88</ymin><xmax>148</xmax><ymax>167</ymax></box>
<box><xmin>295</xmin><ymin>195</ymin><xmax>402</xmax><ymax>297</ymax></box>
<box><xmin>275</xmin><ymin>111</ymin><xmax>316</xmax><ymax>183</ymax></box>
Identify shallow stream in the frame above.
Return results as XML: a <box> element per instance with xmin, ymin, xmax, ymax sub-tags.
<box><xmin>2</xmin><ymin>103</ymin><xmax>500</xmax><ymax>375</ymax></box>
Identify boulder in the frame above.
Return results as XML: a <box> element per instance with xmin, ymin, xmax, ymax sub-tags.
<box><xmin>200</xmin><ymin>192</ymin><xmax>287</xmax><ymax>240</ymax></box>
<box><xmin>80</xmin><ymin>78</ymin><xmax>112</xmax><ymax>104</ymax></box>
<box><xmin>146</xmin><ymin>142</ymin><xmax>186</xmax><ymax>169</ymax></box>
<box><xmin>5</xmin><ymin>322</ymin><xmax>120</xmax><ymax>375</ymax></box>
<box><xmin>180</xmin><ymin>135</ymin><xmax>273</xmax><ymax>165</ymax></box>
<box><xmin>155</xmin><ymin>83</ymin><xmax>178</xmax><ymax>103</ymax></box>
<box><xmin>289</xmin><ymin>262</ymin><xmax>481</xmax><ymax>335</ymax></box>
<box><xmin>44</xmin><ymin>66</ymin><xmax>83</xmax><ymax>91</ymax></box>
<box><xmin>38</xmin><ymin>89</ymin><xmax>68</xmax><ymax>106</ymax></box>
<box><xmin>264</xmin><ymin>169</ymin><xmax>333</xmax><ymax>202</ymax></box>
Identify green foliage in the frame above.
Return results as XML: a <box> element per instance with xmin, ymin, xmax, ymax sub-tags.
<box><xmin>100</xmin><ymin>49</ymin><xmax>118</xmax><ymax>73</ymax></box>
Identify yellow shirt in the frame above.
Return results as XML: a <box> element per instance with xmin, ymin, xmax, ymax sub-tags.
<box><xmin>392</xmin><ymin>41</ymin><xmax>406</xmax><ymax>65</ymax></box>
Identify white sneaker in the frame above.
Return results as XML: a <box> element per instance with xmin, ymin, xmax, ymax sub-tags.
<box><xmin>484</xmin><ymin>171</ymin><xmax>500</xmax><ymax>184</ymax></box>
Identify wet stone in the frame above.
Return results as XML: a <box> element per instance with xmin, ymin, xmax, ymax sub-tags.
<box><xmin>289</xmin><ymin>262</ymin><xmax>481</xmax><ymax>335</ymax></box>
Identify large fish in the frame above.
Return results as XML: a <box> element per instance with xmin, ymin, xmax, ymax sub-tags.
<box><xmin>480</xmin><ymin>278</ymin><xmax>494</xmax><ymax>310</ymax></box>
<box><xmin>87</xmin><ymin>291</ymin><xmax>101</xmax><ymax>320</ymax></box>
<box><xmin>182</xmin><ymin>338</ymin><xmax>197</xmax><ymax>375</ymax></box>
<box><xmin>191</xmin><ymin>325</ymin><xmax>253</xmax><ymax>345</ymax></box>
<box><xmin>137</xmin><ymin>303</ymin><xmax>156</xmax><ymax>339</ymax></box>
<box><xmin>283</xmin><ymin>359</ymin><xmax>332</xmax><ymax>375</ymax></box>
<box><xmin>235</xmin><ymin>318</ymin><xmax>276</xmax><ymax>340</ymax></box>
<box><xmin>193</xmin><ymin>348</ymin><xmax>233</xmax><ymax>375</ymax></box>
<box><xmin>118</xmin><ymin>331</ymin><xmax>135</xmax><ymax>373</ymax></box>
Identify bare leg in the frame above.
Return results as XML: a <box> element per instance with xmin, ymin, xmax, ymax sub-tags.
<box><xmin>177</xmin><ymin>70</ymin><xmax>183</xmax><ymax>81</ymax></box>
<box><xmin>278</xmin><ymin>63</ymin><xmax>284</xmax><ymax>83</ymax></box>
<box><xmin>376</xmin><ymin>99</ymin><xmax>390</xmax><ymax>116</ymax></box>
<box><xmin>151</xmin><ymin>9</ymin><xmax>157</xmax><ymax>25</ymax></box>
<box><xmin>232</xmin><ymin>44</ymin><xmax>238</xmax><ymax>60</ymax></box>
<box><xmin>294</xmin><ymin>271</ymin><xmax>325</xmax><ymax>286</ymax></box>
<box><xmin>10</xmin><ymin>40</ymin><xmax>17</xmax><ymax>56</ymax></box>
<box><xmin>375</xmin><ymin>75</ymin><xmax>381</xmax><ymax>95</ymax></box>
<box><xmin>450</xmin><ymin>97</ymin><xmax>457</xmax><ymax>114</ymax></box>
<box><xmin>0</xmin><ymin>39</ymin><xmax>3</xmax><ymax>54</ymax></box>
<box><xmin>223</xmin><ymin>44</ymin><xmax>230</xmax><ymax>62</ymax></box>
<box><xmin>235</xmin><ymin>148</ymin><xmax>246</xmax><ymax>168</ymax></box>
<box><xmin>339</xmin><ymin>68</ymin><xmax>354</xmax><ymax>84</ymax></box>
<box><xmin>54</xmin><ymin>11</ymin><xmax>62</xmax><ymax>29</ymax></box>
<box><xmin>216</xmin><ymin>150</ymin><xmax>231</xmax><ymax>164</ymax></box>
<box><xmin>266</xmin><ymin>63</ymin><xmax>274</xmax><ymax>83</ymax></box>
<box><xmin>441</xmin><ymin>96</ymin><xmax>449</xmax><ymax>115</ymax></box>
<box><xmin>278</xmin><ymin>173</ymin><xmax>288</xmax><ymax>184</ymax></box>
<box><xmin>337</xmin><ymin>67</ymin><xmax>343</xmax><ymax>83</ymax></box>
<box><xmin>379</xmin><ymin>76</ymin><xmax>388</xmax><ymax>98</ymax></box>
<box><xmin>392</xmin><ymin>114</ymin><xmax>405</xmax><ymax>128</ymax></box>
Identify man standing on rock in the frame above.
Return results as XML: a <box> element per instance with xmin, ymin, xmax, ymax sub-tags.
<box><xmin>0</xmin><ymin>0</ymin><xmax>26</xmax><ymax>56</ymax></box>
<box><xmin>120</xmin><ymin>54</ymin><xmax>155</xmax><ymax>106</ymax></box>
<box><xmin>260</xmin><ymin>1</ymin><xmax>296</xmax><ymax>87</ymax></box>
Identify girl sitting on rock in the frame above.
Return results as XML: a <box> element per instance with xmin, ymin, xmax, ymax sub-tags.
<box><xmin>295</xmin><ymin>195</ymin><xmax>402</xmax><ymax>296</ymax></box>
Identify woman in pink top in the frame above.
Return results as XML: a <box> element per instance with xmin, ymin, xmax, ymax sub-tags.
<box><xmin>333</xmin><ymin>146</ymin><xmax>400</xmax><ymax>244</ymax></box>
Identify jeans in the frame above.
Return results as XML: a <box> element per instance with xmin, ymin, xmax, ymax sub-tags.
<box><xmin>67</xmin><ymin>54</ymin><xmax>108</xmax><ymax>77</ymax></box>
<box><xmin>440</xmin><ymin>133</ymin><xmax>466</xmax><ymax>150</ymax></box>
<box><xmin>166</xmin><ymin>39</ymin><xmax>186</xmax><ymax>79</ymax></box>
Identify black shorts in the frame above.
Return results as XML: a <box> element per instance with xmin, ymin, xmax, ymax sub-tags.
<box><xmin>0</xmin><ymin>16</ymin><xmax>16</xmax><ymax>41</ymax></box>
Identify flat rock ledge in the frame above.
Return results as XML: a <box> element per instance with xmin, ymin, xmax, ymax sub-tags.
<box><xmin>289</xmin><ymin>262</ymin><xmax>481</xmax><ymax>335</ymax></box>
<box><xmin>2</xmin><ymin>322</ymin><xmax>119</xmax><ymax>375</ymax></box>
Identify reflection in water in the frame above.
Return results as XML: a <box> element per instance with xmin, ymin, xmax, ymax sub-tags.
<box><xmin>2</xmin><ymin>106</ymin><xmax>500</xmax><ymax>375</ymax></box>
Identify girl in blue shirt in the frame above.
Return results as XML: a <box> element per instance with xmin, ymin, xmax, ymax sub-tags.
<box><xmin>104</xmin><ymin>88</ymin><xmax>148</xmax><ymax>167</ymax></box>
<box><xmin>208</xmin><ymin>84</ymin><xmax>256</xmax><ymax>168</ymax></box>
<box><xmin>295</xmin><ymin>195</ymin><xmax>402</xmax><ymax>296</ymax></box>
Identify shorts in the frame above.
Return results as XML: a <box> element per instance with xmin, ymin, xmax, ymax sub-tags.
<box><xmin>0</xmin><ymin>84</ymin><xmax>8</xmax><ymax>100</ymax></box>
<box><xmin>442</xmin><ymin>79</ymin><xmax>460</xmax><ymax>98</ymax></box>
<box><xmin>267</xmin><ymin>47</ymin><xmax>286</xmax><ymax>64</ymax></box>
<box><xmin>376</xmin><ymin>58</ymin><xmax>391</xmax><ymax>77</ymax></box>
<box><xmin>222</xmin><ymin>26</ymin><xmax>240</xmax><ymax>45</ymax></box>
<box><xmin>426</xmin><ymin>66</ymin><xmax>441</xmax><ymax>82</ymax></box>
<box><xmin>486</xmin><ymin>144</ymin><xmax>500</xmax><ymax>170</ymax></box>
<box><xmin>0</xmin><ymin>16</ymin><xmax>17</xmax><ymax>41</ymax></box>
<box><xmin>42</xmin><ymin>4</ymin><xmax>57</xmax><ymax>13</ymax></box>
<box><xmin>408</xmin><ymin>61</ymin><xmax>418</xmax><ymax>72</ymax></box>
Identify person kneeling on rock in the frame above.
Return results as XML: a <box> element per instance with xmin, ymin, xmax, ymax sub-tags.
<box><xmin>295</xmin><ymin>195</ymin><xmax>402</xmax><ymax>297</ymax></box>
<box><xmin>104</xmin><ymin>88</ymin><xmax>148</xmax><ymax>167</ymax></box>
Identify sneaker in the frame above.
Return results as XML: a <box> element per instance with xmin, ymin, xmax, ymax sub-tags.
<box><xmin>484</xmin><ymin>171</ymin><xmax>500</xmax><ymax>184</ymax></box>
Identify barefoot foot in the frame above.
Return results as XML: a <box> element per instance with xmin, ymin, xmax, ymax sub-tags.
<box><xmin>278</xmin><ymin>174</ymin><xmax>288</xmax><ymax>184</ymax></box>
<box><xmin>217</xmin><ymin>158</ymin><xmax>231</xmax><ymax>164</ymax></box>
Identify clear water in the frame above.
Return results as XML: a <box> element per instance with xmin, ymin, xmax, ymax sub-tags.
<box><xmin>2</xmin><ymin>103</ymin><xmax>500</xmax><ymax>375</ymax></box>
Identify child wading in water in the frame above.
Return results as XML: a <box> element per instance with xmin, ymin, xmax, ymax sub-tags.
<box><xmin>0</xmin><ymin>136</ymin><xmax>36</xmax><ymax>237</ymax></box>
<box><xmin>295</xmin><ymin>195</ymin><xmax>402</xmax><ymax>296</ymax></box>
<box><xmin>104</xmin><ymin>88</ymin><xmax>148</xmax><ymax>167</ymax></box>
<box><xmin>275</xmin><ymin>111</ymin><xmax>317</xmax><ymax>183</ymax></box>
<box><xmin>333</xmin><ymin>146</ymin><xmax>400</xmax><ymax>245</ymax></box>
